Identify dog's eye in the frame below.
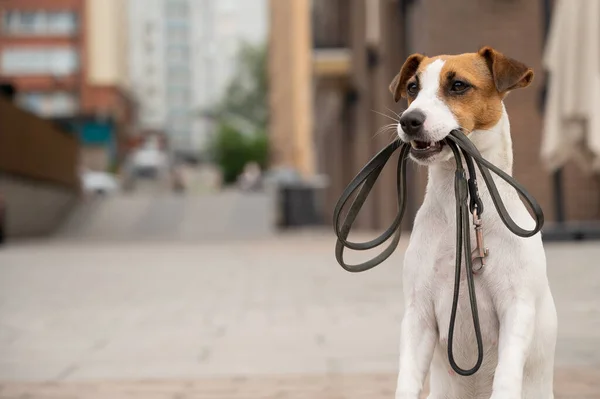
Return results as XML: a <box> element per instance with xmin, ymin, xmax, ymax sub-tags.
<box><xmin>406</xmin><ymin>82</ymin><xmax>419</xmax><ymax>96</ymax></box>
<box><xmin>450</xmin><ymin>80</ymin><xmax>470</xmax><ymax>93</ymax></box>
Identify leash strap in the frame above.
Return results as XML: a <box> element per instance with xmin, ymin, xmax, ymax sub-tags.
<box><xmin>333</xmin><ymin>129</ymin><xmax>544</xmax><ymax>375</ymax></box>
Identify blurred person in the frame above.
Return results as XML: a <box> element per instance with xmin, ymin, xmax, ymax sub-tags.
<box><xmin>238</xmin><ymin>161</ymin><xmax>262</xmax><ymax>191</ymax></box>
<box><xmin>172</xmin><ymin>163</ymin><xmax>187</xmax><ymax>193</ymax></box>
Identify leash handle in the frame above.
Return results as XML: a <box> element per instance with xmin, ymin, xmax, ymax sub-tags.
<box><xmin>333</xmin><ymin>142</ymin><xmax>409</xmax><ymax>272</ymax></box>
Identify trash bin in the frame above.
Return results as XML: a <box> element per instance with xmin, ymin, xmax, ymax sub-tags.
<box><xmin>264</xmin><ymin>168</ymin><xmax>329</xmax><ymax>228</ymax></box>
<box><xmin>265</xmin><ymin>168</ymin><xmax>328</xmax><ymax>228</ymax></box>
<box><xmin>279</xmin><ymin>182</ymin><xmax>324</xmax><ymax>227</ymax></box>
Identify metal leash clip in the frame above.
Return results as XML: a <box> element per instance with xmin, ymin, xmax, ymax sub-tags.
<box><xmin>471</xmin><ymin>208</ymin><xmax>489</xmax><ymax>273</ymax></box>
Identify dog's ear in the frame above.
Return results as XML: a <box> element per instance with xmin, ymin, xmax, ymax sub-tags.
<box><xmin>389</xmin><ymin>53</ymin><xmax>425</xmax><ymax>102</ymax></box>
<box><xmin>478</xmin><ymin>46</ymin><xmax>534</xmax><ymax>93</ymax></box>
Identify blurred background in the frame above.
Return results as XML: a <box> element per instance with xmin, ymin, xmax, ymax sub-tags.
<box><xmin>0</xmin><ymin>0</ymin><xmax>599</xmax><ymax>398</ymax></box>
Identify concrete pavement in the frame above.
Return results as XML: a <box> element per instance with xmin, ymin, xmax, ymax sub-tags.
<box><xmin>0</xmin><ymin>232</ymin><xmax>599</xmax><ymax>397</ymax></box>
<box><xmin>57</xmin><ymin>191</ymin><xmax>275</xmax><ymax>241</ymax></box>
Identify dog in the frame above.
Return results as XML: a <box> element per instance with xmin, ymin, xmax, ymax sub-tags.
<box><xmin>389</xmin><ymin>47</ymin><xmax>557</xmax><ymax>399</ymax></box>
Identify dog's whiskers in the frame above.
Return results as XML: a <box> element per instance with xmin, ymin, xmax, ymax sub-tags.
<box><xmin>385</xmin><ymin>106</ymin><xmax>404</xmax><ymax>119</ymax></box>
<box><xmin>373</xmin><ymin>124</ymin><xmax>397</xmax><ymax>139</ymax></box>
<box><xmin>386</xmin><ymin>129</ymin><xmax>399</xmax><ymax>145</ymax></box>
<box><xmin>371</xmin><ymin>109</ymin><xmax>399</xmax><ymax>123</ymax></box>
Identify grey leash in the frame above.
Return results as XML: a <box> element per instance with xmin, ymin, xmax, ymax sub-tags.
<box><xmin>333</xmin><ymin>129</ymin><xmax>544</xmax><ymax>376</ymax></box>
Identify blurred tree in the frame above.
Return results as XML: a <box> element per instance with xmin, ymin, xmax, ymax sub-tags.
<box><xmin>207</xmin><ymin>41</ymin><xmax>269</xmax><ymax>184</ymax></box>
<box><xmin>211</xmin><ymin>123</ymin><xmax>268</xmax><ymax>184</ymax></box>
<box><xmin>213</xmin><ymin>42</ymin><xmax>268</xmax><ymax>131</ymax></box>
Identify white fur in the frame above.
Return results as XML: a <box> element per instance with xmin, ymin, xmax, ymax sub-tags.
<box><xmin>395</xmin><ymin>63</ymin><xmax>557</xmax><ymax>399</ymax></box>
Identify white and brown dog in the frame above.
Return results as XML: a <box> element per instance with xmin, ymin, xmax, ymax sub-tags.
<box><xmin>389</xmin><ymin>47</ymin><xmax>557</xmax><ymax>399</ymax></box>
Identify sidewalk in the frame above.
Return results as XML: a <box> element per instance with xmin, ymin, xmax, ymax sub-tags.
<box><xmin>2</xmin><ymin>369</ymin><xmax>600</xmax><ymax>398</ymax></box>
<box><xmin>0</xmin><ymin>233</ymin><xmax>598</xmax><ymax>397</ymax></box>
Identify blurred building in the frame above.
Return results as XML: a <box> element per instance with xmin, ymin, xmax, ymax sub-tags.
<box><xmin>269</xmin><ymin>0</ymin><xmax>315</xmax><ymax>178</ymax></box>
<box><xmin>0</xmin><ymin>0</ymin><xmax>135</xmax><ymax>172</ymax></box>
<box><xmin>269</xmin><ymin>0</ymin><xmax>599</xmax><ymax>229</ymax></box>
<box><xmin>127</xmin><ymin>0</ymin><xmax>267</xmax><ymax>158</ymax></box>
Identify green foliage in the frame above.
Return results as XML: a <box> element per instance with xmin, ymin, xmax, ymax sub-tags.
<box><xmin>212</xmin><ymin>42</ymin><xmax>268</xmax><ymax>131</ymax></box>
<box><xmin>208</xmin><ymin>41</ymin><xmax>269</xmax><ymax>184</ymax></box>
<box><xmin>211</xmin><ymin>123</ymin><xmax>268</xmax><ymax>184</ymax></box>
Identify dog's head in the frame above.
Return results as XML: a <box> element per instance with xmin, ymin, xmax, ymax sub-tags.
<box><xmin>389</xmin><ymin>47</ymin><xmax>533</xmax><ymax>164</ymax></box>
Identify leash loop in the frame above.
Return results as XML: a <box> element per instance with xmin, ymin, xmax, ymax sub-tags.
<box><xmin>333</xmin><ymin>142</ymin><xmax>409</xmax><ymax>272</ymax></box>
<box><xmin>333</xmin><ymin>129</ymin><xmax>544</xmax><ymax>376</ymax></box>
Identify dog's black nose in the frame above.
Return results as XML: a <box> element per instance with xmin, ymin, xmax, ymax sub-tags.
<box><xmin>399</xmin><ymin>110</ymin><xmax>426</xmax><ymax>136</ymax></box>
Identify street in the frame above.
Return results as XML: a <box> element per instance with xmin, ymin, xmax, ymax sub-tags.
<box><xmin>0</xmin><ymin>229</ymin><xmax>599</xmax><ymax>398</ymax></box>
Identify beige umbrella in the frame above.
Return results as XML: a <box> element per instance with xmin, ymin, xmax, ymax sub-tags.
<box><xmin>541</xmin><ymin>0</ymin><xmax>600</xmax><ymax>172</ymax></box>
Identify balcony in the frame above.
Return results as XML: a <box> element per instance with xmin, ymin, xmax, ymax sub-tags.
<box><xmin>312</xmin><ymin>0</ymin><xmax>351</xmax><ymax>78</ymax></box>
<box><xmin>312</xmin><ymin>0</ymin><xmax>350</xmax><ymax>49</ymax></box>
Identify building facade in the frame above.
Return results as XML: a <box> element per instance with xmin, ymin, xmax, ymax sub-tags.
<box><xmin>0</xmin><ymin>0</ymin><xmax>134</xmax><ymax>172</ymax></box>
<box><xmin>0</xmin><ymin>0</ymin><xmax>84</xmax><ymax>117</ymax></box>
<box><xmin>268</xmin><ymin>0</ymin><xmax>315</xmax><ymax>177</ymax></box>
<box><xmin>127</xmin><ymin>0</ymin><xmax>267</xmax><ymax>156</ymax></box>
<box><xmin>269</xmin><ymin>0</ymin><xmax>599</xmax><ymax>229</ymax></box>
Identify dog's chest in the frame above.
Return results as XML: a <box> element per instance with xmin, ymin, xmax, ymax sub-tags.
<box><xmin>429</xmin><ymin>237</ymin><xmax>500</xmax><ymax>370</ymax></box>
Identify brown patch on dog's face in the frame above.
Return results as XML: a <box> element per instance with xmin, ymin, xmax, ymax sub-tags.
<box><xmin>389</xmin><ymin>53</ymin><xmax>425</xmax><ymax>102</ymax></box>
<box><xmin>436</xmin><ymin>53</ymin><xmax>504</xmax><ymax>133</ymax></box>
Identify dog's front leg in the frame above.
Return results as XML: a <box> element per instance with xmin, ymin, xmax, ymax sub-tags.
<box><xmin>490</xmin><ymin>298</ymin><xmax>536</xmax><ymax>399</ymax></box>
<box><xmin>395</xmin><ymin>305</ymin><xmax>437</xmax><ymax>399</ymax></box>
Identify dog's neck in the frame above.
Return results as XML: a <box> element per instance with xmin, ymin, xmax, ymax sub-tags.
<box><xmin>426</xmin><ymin>103</ymin><xmax>516</xmax><ymax>220</ymax></box>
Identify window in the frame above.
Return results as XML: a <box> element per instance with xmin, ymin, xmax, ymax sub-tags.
<box><xmin>17</xmin><ymin>91</ymin><xmax>78</xmax><ymax>117</ymax></box>
<box><xmin>169</xmin><ymin>118</ymin><xmax>190</xmax><ymax>132</ymax></box>
<box><xmin>167</xmin><ymin>109</ymin><xmax>189</xmax><ymax>121</ymax></box>
<box><xmin>220</xmin><ymin>0</ymin><xmax>236</xmax><ymax>12</ymax></box>
<box><xmin>167</xmin><ymin>86</ymin><xmax>189</xmax><ymax>106</ymax></box>
<box><xmin>2</xmin><ymin>10</ymin><xmax>78</xmax><ymax>35</ymax></box>
<box><xmin>166</xmin><ymin>64</ymin><xmax>190</xmax><ymax>87</ymax></box>
<box><xmin>167</xmin><ymin>85</ymin><xmax>189</xmax><ymax>96</ymax></box>
<box><xmin>145</xmin><ymin>22</ymin><xmax>154</xmax><ymax>35</ymax></box>
<box><xmin>167</xmin><ymin>45</ymin><xmax>189</xmax><ymax>62</ymax></box>
<box><xmin>1</xmin><ymin>47</ymin><xmax>79</xmax><ymax>75</ymax></box>
<box><xmin>46</xmin><ymin>12</ymin><xmax>77</xmax><ymax>34</ymax></box>
<box><xmin>166</xmin><ymin>23</ymin><xmax>189</xmax><ymax>43</ymax></box>
<box><xmin>144</xmin><ymin>40</ymin><xmax>154</xmax><ymax>54</ymax></box>
<box><xmin>165</xmin><ymin>0</ymin><xmax>189</xmax><ymax>18</ymax></box>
